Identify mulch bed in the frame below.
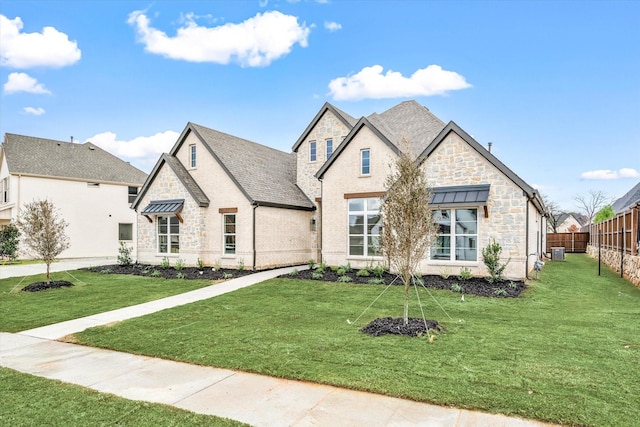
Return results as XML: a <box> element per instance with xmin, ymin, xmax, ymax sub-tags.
<box><xmin>284</xmin><ymin>268</ymin><xmax>526</xmax><ymax>298</ymax></box>
<box><xmin>361</xmin><ymin>317</ymin><xmax>444</xmax><ymax>337</ymax></box>
<box><xmin>84</xmin><ymin>263</ymin><xmax>255</xmax><ymax>281</ymax></box>
<box><xmin>22</xmin><ymin>281</ymin><xmax>74</xmax><ymax>292</ymax></box>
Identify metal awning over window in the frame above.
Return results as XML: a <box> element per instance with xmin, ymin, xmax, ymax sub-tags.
<box><xmin>141</xmin><ymin>199</ymin><xmax>184</xmax><ymax>222</ymax></box>
<box><xmin>430</xmin><ymin>185</ymin><xmax>490</xmax><ymax>216</ymax></box>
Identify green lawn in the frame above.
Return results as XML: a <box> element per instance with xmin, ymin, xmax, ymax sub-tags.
<box><xmin>0</xmin><ymin>269</ymin><xmax>214</xmax><ymax>332</ymax></box>
<box><xmin>74</xmin><ymin>254</ymin><xmax>640</xmax><ymax>427</ymax></box>
<box><xmin>0</xmin><ymin>367</ymin><xmax>246</xmax><ymax>426</ymax></box>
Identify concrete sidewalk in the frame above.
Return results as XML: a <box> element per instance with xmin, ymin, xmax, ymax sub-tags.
<box><xmin>0</xmin><ymin>257</ymin><xmax>114</xmax><ymax>279</ymax></box>
<box><xmin>1</xmin><ymin>266</ymin><xmax>557</xmax><ymax>426</ymax></box>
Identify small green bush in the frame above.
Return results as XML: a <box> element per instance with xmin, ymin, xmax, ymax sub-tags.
<box><xmin>289</xmin><ymin>269</ymin><xmax>299</xmax><ymax>276</ymax></box>
<box><xmin>99</xmin><ymin>268</ymin><xmax>112</xmax><ymax>274</ymax></box>
<box><xmin>494</xmin><ymin>288</ymin><xmax>507</xmax><ymax>296</ymax></box>
<box><xmin>451</xmin><ymin>283</ymin><xmax>463</xmax><ymax>293</ymax></box>
<box><xmin>356</xmin><ymin>269</ymin><xmax>370</xmax><ymax>277</ymax></box>
<box><xmin>311</xmin><ymin>272</ymin><xmax>324</xmax><ymax>280</ymax></box>
<box><xmin>117</xmin><ymin>242</ymin><xmax>133</xmax><ymax>267</ymax></box>
<box><xmin>482</xmin><ymin>239</ymin><xmax>510</xmax><ymax>283</ymax></box>
<box><xmin>308</xmin><ymin>259</ymin><xmax>316</xmax><ymax>269</ymax></box>
<box><xmin>150</xmin><ymin>270</ymin><xmax>161</xmax><ymax>277</ymax></box>
<box><xmin>336</xmin><ymin>268</ymin><xmax>346</xmax><ymax>276</ymax></box>
<box><xmin>223</xmin><ymin>273</ymin><xmax>233</xmax><ymax>279</ymax></box>
<box><xmin>336</xmin><ymin>275</ymin><xmax>352</xmax><ymax>283</ymax></box>
<box><xmin>458</xmin><ymin>267</ymin><xmax>472</xmax><ymax>281</ymax></box>
<box><xmin>197</xmin><ymin>258</ymin><xmax>205</xmax><ymax>270</ymax></box>
<box><xmin>176</xmin><ymin>272</ymin><xmax>185</xmax><ymax>279</ymax></box>
<box><xmin>237</xmin><ymin>259</ymin><xmax>245</xmax><ymax>271</ymax></box>
<box><xmin>174</xmin><ymin>258</ymin><xmax>185</xmax><ymax>271</ymax></box>
<box><xmin>367</xmin><ymin>278</ymin><xmax>385</xmax><ymax>285</ymax></box>
<box><xmin>373</xmin><ymin>264</ymin><xmax>386</xmax><ymax>278</ymax></box>
<box><xmin>160</xmin><ymin>257</ymin><xmax>170</xmax><ymax>269</ymax></box>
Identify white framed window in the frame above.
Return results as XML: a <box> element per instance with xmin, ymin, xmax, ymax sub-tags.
<box><xmin>2</xmin><ymin>177</ymin><xmax>8</xmax><ymax>203</ymax></box>
<box><xmin>348</xmin><ymin>198</ymin><xmax>382</xmax><ymax>257</ymax></box>
<box><xmin>158</xmin><ymin>216</ymin><xmax>179</xmax><ymax>254</ymax></box>
<box><xmin>223</xmin><ymin>214</ymin><xmax>236</xmax><ymax>255</ymax></box>
<box><xmin>189</xmin><ymin>144</ymin><xmax>196</xmax><ymax>168</ymax></box>
<box><xmin>361</xmin><ymin>149</ymin><xmax>370</xmax><ymax>175</ymax></box>
<box><xmin>309</xmin><ymin>141</ymin><xmax>317</xmax><ymax>162</ymax></box>
<box><xmin>119</xmin><ymin>223</ymin><xmax>133</xmax><ymax>241</ymax></box>
<box><xmin>128</xmin><ymin>186</ymin><xmax>138</xmax><ymax>203</ymax></box>
<box><xmin>431</xmin><ymin>208</ymin><xmax>478</xmax><ymax>261</ymax></box>
<box><xmin>326</xmin><ymin>139</ymin><xmax>333</xmax><ymax>159</ymax></box>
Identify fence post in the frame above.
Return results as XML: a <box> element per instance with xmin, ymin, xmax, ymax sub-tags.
<box><xmin>621</xmin><ymin>226</ymin><xmax>624</xmax><ymax>278</ymax></box>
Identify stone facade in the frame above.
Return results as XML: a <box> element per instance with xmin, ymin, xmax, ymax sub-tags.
<box><xmin>586</xmin><ymin>245</ymin><xmax>640</xmax><ymax>287</ymax></box>
<box><xmin>421</xmin><ymin>132</ymin><xmax>545</xmax><ymax>279</ymax></box>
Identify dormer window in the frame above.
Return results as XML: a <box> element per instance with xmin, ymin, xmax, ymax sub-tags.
<box><xmin>326</xmin><ymin>139</ymin><xmax>333</xmax><ymax>159</ymax></box>
<box><xmin>310</xmin><ymin>141</ymin><xmax>317</xmax><ymax>162</ymax></box>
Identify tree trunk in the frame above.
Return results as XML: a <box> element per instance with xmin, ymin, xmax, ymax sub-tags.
<box><xmin>46</xmin><ymin>262</ymin><xmax>51</xmax><ymax>284</ymax></box>
<box><xmin>403</xmin><ymin>272</ymin><xmax>411</xmax><ymax>325</ymax></box>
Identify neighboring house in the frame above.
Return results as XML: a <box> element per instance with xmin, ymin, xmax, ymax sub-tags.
<box><xmin>548</xmin><ymin>213</ymin><xmax>584</xmax><ymax>233</ymax></box>
<box><xmin>612</xmin><ymin>181</ymin><xmax>640</xmax><ymax>213</ymax></box>
<box><xmin>0</xmin><ymin>134</ymin><xmax>147</xmax><ymax>259</ymax></box>
<box><xmin>133</xmin><ymin>100</ymin><xmax>546</xmax><ymax>279</ymax></box>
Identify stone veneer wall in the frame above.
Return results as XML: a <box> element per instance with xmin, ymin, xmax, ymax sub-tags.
<box><xmin>136</xmin><ymin>165</ymin><xmax>206</xmax><ymax>266</ymax></box>
<box><xmin>586</xmin><ymin>245</ymin><xmax>640</xmax><ymax>287</ymax></box>
<box><xmin>421</xmin><ymin>132</ymin><xmax>542</xmax><ymax>280</ymax></box>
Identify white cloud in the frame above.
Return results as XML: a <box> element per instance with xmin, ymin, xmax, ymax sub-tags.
<box><xmin>580</xmin><ymin>168</ymin><xmax>640</xmax><ymax>180</ymax></box>
<box><xmin>86</xmin><ymin>130</ymin><xmax>179</xmax><ymax>172</ymax></box>
<box><xmin>4</xmin><ymin>72</ymin><xmax>51</xmax><ymax>94</ymax></box>
<box><xmin>328</xmin><ymin>64</ymin><xmax>472</xmax><ymax>101</ymax></box>
<box><xmin>0</xmin><ymin>15</ymin><xmax>81</xmax><ymax>68</ymax></box>
<box><xmin>324</xmin><ymin>21</ymin><xmax>342</xmax><ymax>32</ymax></box>
<box><xmin>127</xmin><ymin>10</ymin><xmax>310</xmax><ymax>67</ymax></box>
<box><xmin>22</xmin><ymin>107</ymin><xmax>45</xmax><ymax>116</ymax></box>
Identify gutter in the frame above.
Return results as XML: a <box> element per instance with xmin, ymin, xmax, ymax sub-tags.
<box><xmin>252</xmin><ymin>203</ymin><xmax>259</xmax><ymax>271</ymax></box>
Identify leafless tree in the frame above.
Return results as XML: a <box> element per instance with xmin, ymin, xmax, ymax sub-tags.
<box><xmin>381</xmin><ymin>141</ymin><xmax>439</xmax><ymax>326</ymax></box>
<box><xmin>16</xmin><ymin>199</ymin><xmax>70</xmax><ymax>283</ymax></box>
<box><xmin>542</xmin><ymin>194</ymin><xmax>565</xmax><ymax>233</ymax></box>
<box><xmin>575</xmin><ymin>190</ymin><xmax>613</xmax><ymax>224</ymax></box>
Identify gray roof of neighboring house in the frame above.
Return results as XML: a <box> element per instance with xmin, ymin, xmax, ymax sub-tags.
<box><xmin>612</xmin><ymin>181</ymin><xmax>640</xmax><ymax>213</ymax></box>
<box><xmin>2</xmin><ymin>133</ymin><xmax>147</xmax><ymax>185</ymax></box>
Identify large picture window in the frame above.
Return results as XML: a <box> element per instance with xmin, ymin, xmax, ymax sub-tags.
<box><xmin>158</xmin><ymin>216</ymin><xmax>179</xmax><ymax>254</ymax></box>
<box><xmin>431</xmin><ymin>208</ymin><xmax>477</xmax><ymax>261</ymax></box>
<box><xmin>348</xmin><ymin>198</ymin><xmax>382</xmax><ymax>256</ymax></box>
<box><xmin>223</xmin><ymin>214</ymin><xmax>236</xmax><ymax>255</ymax></box>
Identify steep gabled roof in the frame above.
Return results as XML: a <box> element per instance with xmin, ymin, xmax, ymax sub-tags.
<box><xmin>417</xmin><ymin>121</ymin><xmax>545</xmax><ymax>213</ymax></box>
<box><xmin>292</xmin><ymin>102</ymin><xmax>358</xmax><ymax>152</ymax></box>
<box><xmin>612</xmin><ymin>181</ymin><xmax>640</xmax><ymax>213</ymax></box>
<box><xmin>1</xmin><ymin>133</ymin><xmax>147</xmax><ymax>185</ymax></box>
<box><xmin>315</xmin><ymin>101</ymin><xmax>445</xmax><ymax>179</ymax></box>
<box><xmin>132</xmin><ymin>154</ymin><xmax>210</xmax><ymax>210</ymax></box>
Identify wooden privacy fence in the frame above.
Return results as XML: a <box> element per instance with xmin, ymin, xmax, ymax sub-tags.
<box><xmin>546</xmin><ymin>232</ymin><xmax>589</xmax><ymax>253</ymax></box>
<box><xmin>586</xmin><ymin>207</ymin><xmax>640</xmax><ymax>256</ymax></box>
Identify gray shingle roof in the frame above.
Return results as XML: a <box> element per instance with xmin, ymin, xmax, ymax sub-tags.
<box><xmin>370</xmin><ymin>100</ymin><xmax>446</xmax><ymax>157</ymax></box>
<box><xmin>612</xmin><ymin>180</ymin><xmax>640</xmax><ymax>213</ymax></box>
<box><xmin>189</xmin><ymin>123</ymin><xmax>314</xmax><ymax>210</ymax></box>
<box><xmin>2</xmin><ymin>133</ymin><xmax>147</xmax><ymax>185</ymax></box>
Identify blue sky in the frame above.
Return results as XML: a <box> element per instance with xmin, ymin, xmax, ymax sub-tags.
<box><xmin>1</xmin><ymin>0</ymin><xmax>638</xmax><ymax>211</ymax></box>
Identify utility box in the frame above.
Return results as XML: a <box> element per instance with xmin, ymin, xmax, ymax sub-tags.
<box><xmin>551</xmin><ymin>247</ymin><xmax>565</xmax><ymax>261</ymax></box>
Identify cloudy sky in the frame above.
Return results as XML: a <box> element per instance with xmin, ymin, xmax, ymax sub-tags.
<box><xmin>1</xmin><ymin>0</ymin><xmax>638</xmax><ymax>211</ymax></box>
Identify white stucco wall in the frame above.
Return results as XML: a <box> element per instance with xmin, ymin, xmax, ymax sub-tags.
<box><xmin>10</xmin><ymin>175</ymin><xmax>138</xmax><ymax>259</ymax></box>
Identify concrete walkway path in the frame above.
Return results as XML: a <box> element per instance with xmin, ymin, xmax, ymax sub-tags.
<box><xmin>1</xmin><ymin>265</ymin><xmax>557</xmax><ymax>427</ymax></box>
<box><xmin>0</xmin><ymin>257</ymin><xmax>114</xmax><ymax>279</ymax></box>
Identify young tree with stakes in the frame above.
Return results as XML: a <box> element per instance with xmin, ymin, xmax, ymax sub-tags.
<box><xmin>381</xmin><ymin>141</ymin><xmax>439</xmax><ymax>326</ymax></box>
<box><xmin>16</xmin><ymin>199</ymin><xmax>70</xmax><ymax>283</ymax></box>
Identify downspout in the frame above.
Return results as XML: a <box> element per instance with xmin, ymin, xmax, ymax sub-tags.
<box><xmin>252</xmin><ymin>202</ymin><xmax>258</xmax><ymax>271</ymax></box>
<box><xmin>319</xmin><ymin>178</ymin><xmax>323</xmax><ymax>264</ymax></box>
<box><xmin>525</xmin><ymin>192</ymin><xmax>535</xmax><ymax>280</ymax></box>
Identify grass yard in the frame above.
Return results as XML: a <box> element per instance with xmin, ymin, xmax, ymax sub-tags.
<box><xmin>74</xmin><ymin>254</ymin><xmax>640</xmax><ymax>426</ymax></box>
<box><xmin>0</xmin><ymin>269</ymin><xmax>214</xmax><ymax>332</ymax></box>
<box><xmin>0</xmin><ymin>367</ymin><xmax>246</xmax><ymax>426</ymax></box>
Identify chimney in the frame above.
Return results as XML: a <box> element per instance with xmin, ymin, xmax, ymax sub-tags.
<box><xmin>70</xmin><ymin>136</ymin><xmax>74</xmax><ymax>143</ymax></box>
<box><xmin>487</xmin><ymin>142</ymin><xmax>493</xmax><ymax>153</ymax></box>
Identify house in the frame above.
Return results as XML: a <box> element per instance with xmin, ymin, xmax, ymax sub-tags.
<box><xmin>548</xmin><ymin>213</ymin><xmax>584</xmax><ymax>233</ymax></box>
<box><xmin>0</xmin><ymin>134</ymin><xmax>147</xmax><ymax>259</ymax></box>
<box><xmin>612</xmin><ymin>180</ymin><xmax>640</xmax><ymax>213</ymax></box>
<box><xmin>133</xmin><ymin>101</ymin><xmax>546</xmax><ymax>279</ymax></box>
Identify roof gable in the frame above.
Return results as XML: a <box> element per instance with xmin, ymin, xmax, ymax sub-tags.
<box><xmin>292</xmin><ymin>102</ymin><xmax>357</xmax><ymax>152</ymax></box>
<box><xmin>132</xmin><ymin>153</ymin><xmax>210</xmax><ymax>210</ymax></box>
<box><xmin>417</xmin><ymin>121</ymin><xmax>545</xmax><ymax>213</ymax></box>
<box><xmin>2</xmin><ymin>133</ymin><xmax>147</xmax><ymax>185</ymax></box>
<box><xmin>316</xmin><ymin>117</ymin><xmax>401</xmax><ymax>179</ymax></box>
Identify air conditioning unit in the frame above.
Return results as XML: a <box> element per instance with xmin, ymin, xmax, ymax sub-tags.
<box><xmin>551</xmin><ymin>247</ymin><xmax>565</xmax><ymax>261</ymax></box>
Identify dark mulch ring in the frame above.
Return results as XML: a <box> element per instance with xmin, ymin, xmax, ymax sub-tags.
<box><xmin>22</xmin><ymin>280</ymin><xmax>75</xmax><ymax>292</ymax></box>
<box><xmin>284</xmin><ymin>269</ymin><xmax>526</xmax><ymax>298</ymax></box>
<box><xmin>84</xmin><ymin>263</ymin><xmax>255</xmax><ymax>281</ymax></box>
<box><xmin>361</xmin><ymin>317</ymin><xmax>444</xmax><ymax>337</ymax></box>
